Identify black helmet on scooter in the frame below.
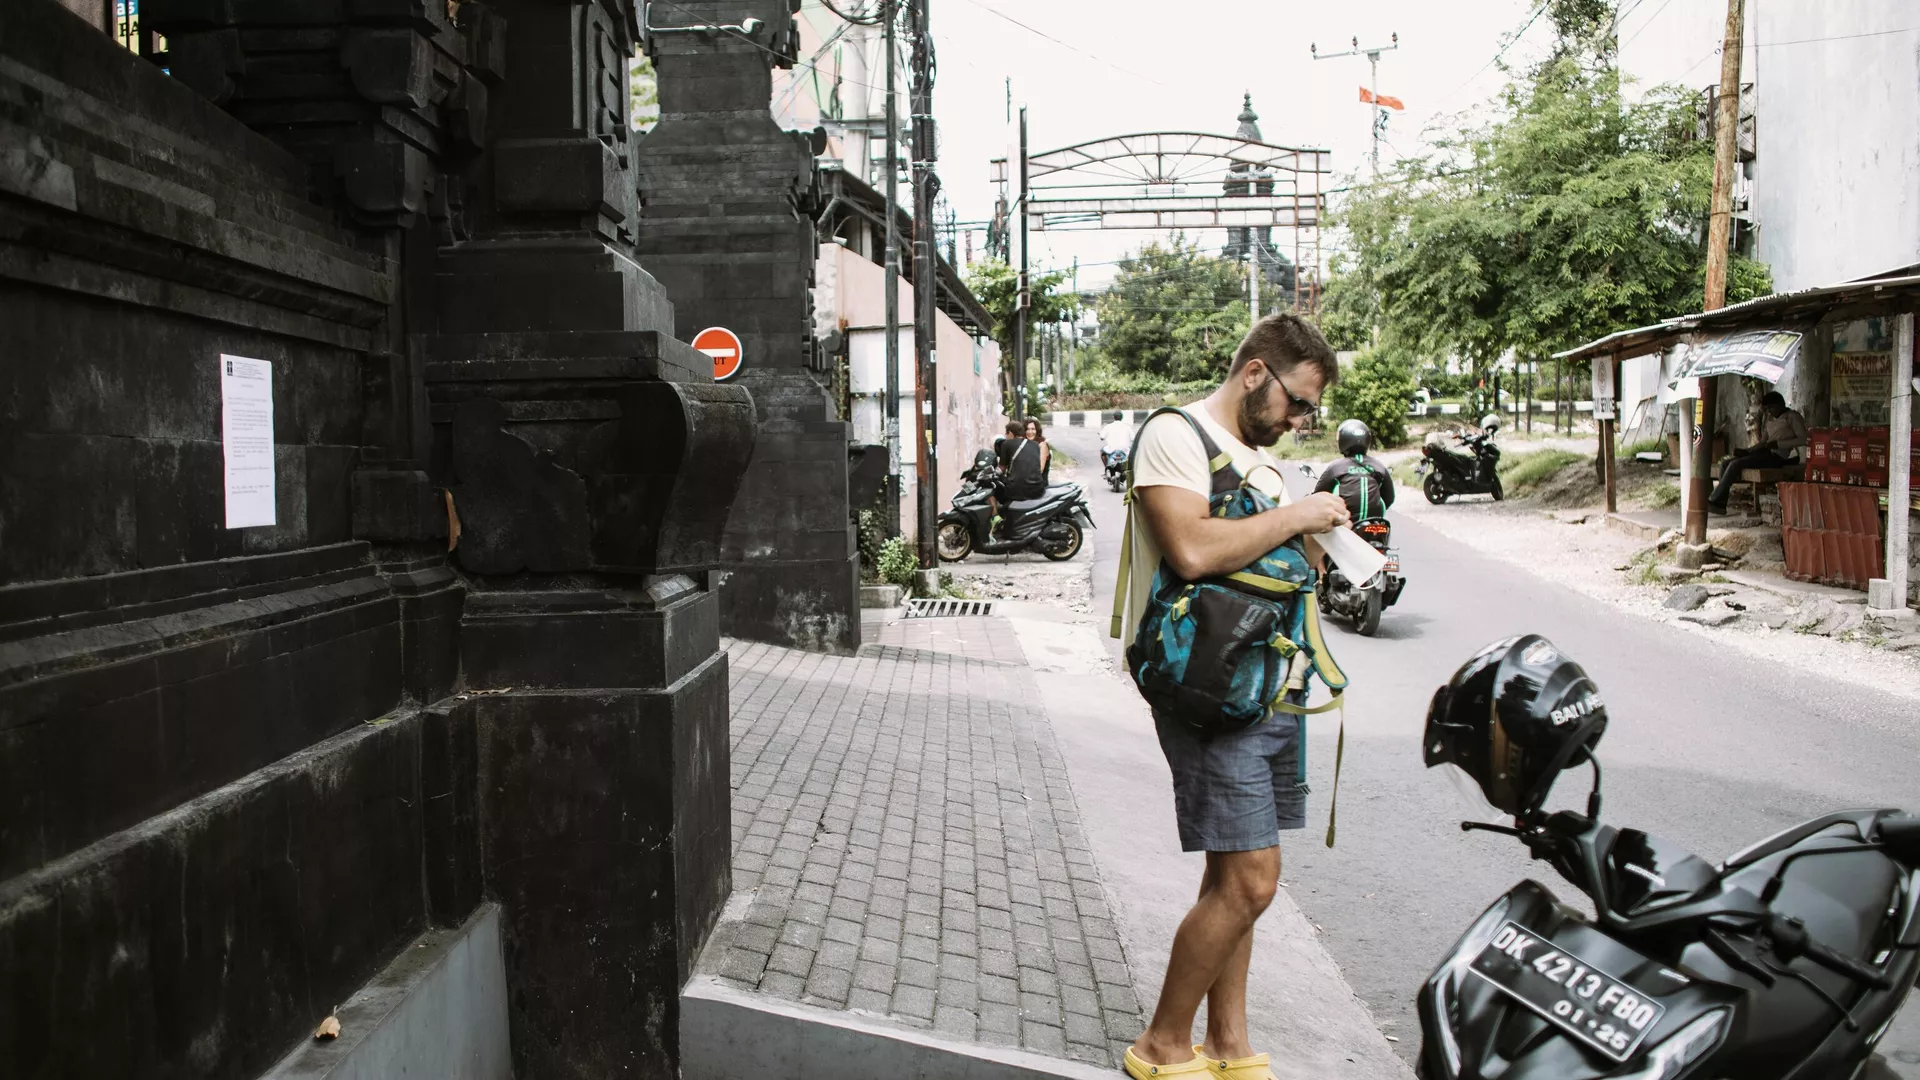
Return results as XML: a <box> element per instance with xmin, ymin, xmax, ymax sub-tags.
<box><xmin>1423</xmin><ymin>635</ymin><xmax>1607</xmax><ymax>818</ymax></box>
<box><xmin>1336</xmin><ymin>419</ymin><xmax>1373</xmax><ymax>457</ymax></box>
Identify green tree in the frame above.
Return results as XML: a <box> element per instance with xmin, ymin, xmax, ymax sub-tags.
<box><xmin>1324</xmin><ymin>345</ymin><xmax>1419</xmax><ymax>447</ymax></box>
<box><xmin>1335</xmin><ymin>4</ymin><xmax>1770</xmax><ymax>387</ymax></box>
<box><xmin>964</xmin><ymin>258</ymin><xmax>1071</xmax><ymax>360</ymax></box>
<box><xmin>1092</xmin><ymin>237</ymin><xmax>1250</xmax><ymax>384</ymax></box>
<box><xmin>629</xmin><ymin>51</ymin><xmax>659</xmax><ymax>132</ymax></box>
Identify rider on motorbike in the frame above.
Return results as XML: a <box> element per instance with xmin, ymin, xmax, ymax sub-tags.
<box><xmin>1099</xmin><ymin>415</ymin><xmax>1136</xmax><ymax>471</ymax></box>
<box><xmin>1315</xmin><ymin>419</ymin><xmax>1395</xmax><ymax>523</ymax></box>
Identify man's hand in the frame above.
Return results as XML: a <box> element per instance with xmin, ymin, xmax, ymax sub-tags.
<box><xmin>1287</xmin><ymin>492</ymin><xmax>1351</xmax><ymax>535</ymax></box>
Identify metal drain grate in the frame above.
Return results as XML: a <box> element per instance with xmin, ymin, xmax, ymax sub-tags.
<box><xmin>903</xmin><ymin>598</ymin><xmax>996</xmax><ymax>618</ymax></box>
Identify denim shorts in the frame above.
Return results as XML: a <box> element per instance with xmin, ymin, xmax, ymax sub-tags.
<box><xmin>1153</xmin><ymin>694</ymin><xmax>1307</xmax><ymax>853</ymax></box>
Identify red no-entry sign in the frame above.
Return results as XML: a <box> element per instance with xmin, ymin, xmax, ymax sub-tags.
<box><xmin>695</xmin><ymin>326</ymin><xmax>743</xmax><ymax>381</ymax></box>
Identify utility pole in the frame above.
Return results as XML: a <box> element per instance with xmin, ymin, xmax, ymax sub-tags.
<box><xmin>1248</xmin><ymin>251</ymin><xmax>1262</xmax><ymax>322</ymax></box>
<box><xmin>1687</xmin><ymin>0</ymin><xmax>1744</xmax><ymax>546</ymax></box>
<box><xmin>910</xmin><ymin>0</ymin><xmax>940</xmax><ymax>572</ymax></box>
<box><xmin>1014</xmin><ymin>106</ymin><xmax>1030</xmax><ymax>419</ymax></box>
<box><xmin>1311</xmin><ymin>33</ymin><xmax>1399</xmax><ymax>178</ymax></box>
<box><xmin>882</xmin><ymin>0</ymin><xmax>902</xmax><ymax>538</ymax></box>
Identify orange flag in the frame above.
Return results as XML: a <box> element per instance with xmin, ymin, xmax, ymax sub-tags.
<box><xmin>1359</xmin><ymin>87</ymin><xmax>1405</xmax><ymax>110</ymax></box>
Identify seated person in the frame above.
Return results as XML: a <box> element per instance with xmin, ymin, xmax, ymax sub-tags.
<box><xmin>1003</xmin><ymin>421</ymin><xmax>1048</xmax><ymax>503</ymax></box>
<box><xmin>993</xmin><ymin>418</ymin><xmax>1025</xmax><ymax>473</ymax></box>
<box><xmin>1709</xmin><ymin>391</ymin><xmax>1805</xmax><ymax>513</ymax></box>
<box><xmin>1099</xmin><ymin>415</ymin><xmax>1136</xmax><ymax>469</ymax></box>
<box><xmin>1315</xmin><ymin>419</ymin><xmax>1396</xmax><ymax>523</ymax></box>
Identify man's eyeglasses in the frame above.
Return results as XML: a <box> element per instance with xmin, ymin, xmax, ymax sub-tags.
<box><xmin>1269</xmin><ymin>371</ymin><xmax>1320</xmax><ymax>419</ymax></box>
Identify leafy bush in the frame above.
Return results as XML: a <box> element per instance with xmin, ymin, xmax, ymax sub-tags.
<box><xmin>874</xmin><ymin>536</ymin><xmax>918</xmax><ymax>588</ymax></box>
<box><xmin>1324</xmin><ymin>346</ymin><xmax>1419</xmax><ymax>447</ymax></box>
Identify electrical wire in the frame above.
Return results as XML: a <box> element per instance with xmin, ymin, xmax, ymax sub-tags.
<box><xmin>817</xmin><ymin>0</ymin><xmax>887</xmax><ymax>27</ymax></box>
<box><xmin>946</xmin><ymin>0</ymin><xmax>1168</xmax><ymax>88</ymax></box>
<box><xmin>1430</xmin><ymin>0</ymin><xmax>1553</xmax><ymax>113</ymax></box>
<box><xmin>1619</xmin><ymin>0</ymin><xmax>1679</xmax><ymax>50</ymax></box>
<box><xmin>648</xmin><ymin>0</ymin><xmax>893</xmax><ymax>97</ymax></box>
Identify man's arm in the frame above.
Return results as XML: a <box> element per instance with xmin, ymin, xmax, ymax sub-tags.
<box><xmin>1377</xmin><ymin>457</ymin><xmax>1397</xmax><ymax>508</ymax></box>
<box><xmin>1778</xmin><ymin>411</ymin><xmax>1808</xmax><ymax>454</ymax></box>
<box><xmin>1136</xmin><ymin>485</ymin><xmax>1349</xmax><ymax>581</ymax></box>
<box><xmin>1313</xmin><ymin>463</ymin><xmax>1341</xmax><ymax>495</ymax></box>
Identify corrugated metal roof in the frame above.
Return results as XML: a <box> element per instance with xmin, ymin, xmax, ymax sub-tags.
<box><xmin>1553</xmin><ymin>273</ymin><xmax>1920</xmax><ymax>365</ymax></box>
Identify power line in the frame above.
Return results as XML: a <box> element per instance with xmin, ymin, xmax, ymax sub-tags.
<box><xmin>947</xmin><ymin>0</ymin><xmax>1168</xmax><ymax>87</ymax></box>
<box><xmin>816</xmin><ymin>0</ymin><xmax>886</xmax><ymax>26</ymax></box>
<box><xmin>1758</xmin><ymin>24</ymin><xmax>1920</xmax><ymax>48</ymax></box>
<box><xmin>1619</xmin><ymin>0</ymin><xmax>1679</xmax><ymax>49</ymax></box>
<box><xmin>1431</xmin><ymin>0</ymin><xmax>1552</xmax><ymax>112</ymax></box>
<box><xmin>650</xmin><ymin>0</ymin><xmax>893</xmax><ymax>96</ymax></box>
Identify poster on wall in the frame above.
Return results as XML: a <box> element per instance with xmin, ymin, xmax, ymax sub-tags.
<box><xmin>221</xmin><ymin>354</ymin><xmax>276</xmax><ymax>528</ymax></box>
<box><xmin>1678</xmin><ymin>328</ymin><xmax>1802</xmax><ymax>383</ymax></box>
<box><xmin>1830</xmin><ymin>350</ymin><xmax>1892</xmax><ymax>426</ymax></box>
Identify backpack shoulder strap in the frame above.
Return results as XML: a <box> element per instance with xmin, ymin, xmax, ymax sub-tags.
<box><xmin>1128</xmin><ymin>406</ymin><xmax>1239</xmax><ymax>498</ymax></box>
<box><xmin>1110</xmin><ymin>408</ymin><xmax>1237</xmax><ymax>639</ymax></box>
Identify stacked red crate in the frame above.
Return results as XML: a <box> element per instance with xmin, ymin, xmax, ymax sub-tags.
<box><xmin>1779</xmin><ymin>482</ymin><xmax>1883</xmax><ymax>589</ymax></box>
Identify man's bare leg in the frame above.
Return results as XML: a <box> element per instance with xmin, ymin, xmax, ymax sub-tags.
<box><xmin>1129</xmin><ymin>847</ymin><xmax>1280</xmax><ymax>1065</ymax></box>
<box><xmin>1201</xmin><ymin>922</ymin><xmax>1256</xmax><ymax>1060</ymax></box>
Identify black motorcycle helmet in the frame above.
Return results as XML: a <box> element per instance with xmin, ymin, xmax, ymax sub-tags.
<box><xmin>1423</xmin><ymin>635</ymin><xmax>1607</xmax><ymax>818</ymax></box>
<box><xmin>1336</xmin><ymin>419</ymin><xmax>1373</xmax><ymax>457</ymax></box>
<box><xmin>972</xmin><ymin>448</ymin><xmax>997</xmax><ymax>473</ymax></box>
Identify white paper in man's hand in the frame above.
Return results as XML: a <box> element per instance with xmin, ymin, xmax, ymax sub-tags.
<box><xmin>1274</xmin><ymin>462</ymin><xmax>1389</xmax><ymax>582</ymax></box>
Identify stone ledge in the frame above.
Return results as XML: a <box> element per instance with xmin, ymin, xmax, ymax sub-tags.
<box><xmin>681</xmin><ymin>975</ymin><xmax>1113</xmax><ymax>1080</ymax></box>
<box><xmin>260</xmin><ymin>904</ymin><xmax>510</xmax><ymax>1080</ymax></box>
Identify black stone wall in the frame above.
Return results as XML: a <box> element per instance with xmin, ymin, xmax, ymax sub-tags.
<box><xmin>1</xmin><ymin>1</ymin><xmax>749</xmax><ymax>1076</ymax></box>
<box><xmin>635</xmin><ymin>0</ymin><xmax>862</xmax><ymax>653</ymax></box>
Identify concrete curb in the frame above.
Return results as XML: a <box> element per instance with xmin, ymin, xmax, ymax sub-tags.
<box><xmin>261</xmin><ymin>904</ymin><xmax>511</xmax><ymax>1080</ymax></box>
<box><xmin>680</xmin><ymin>976</ymin><xmax>1115</xmax><ymax>1080</ymax></box>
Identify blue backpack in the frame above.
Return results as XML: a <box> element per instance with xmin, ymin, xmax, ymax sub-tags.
<box><xmin>1111</xmin><ymin>408</ymin><xmax>1350</xmax><ymax>844</ymax></box>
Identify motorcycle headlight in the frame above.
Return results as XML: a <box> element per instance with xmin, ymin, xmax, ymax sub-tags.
<box><xmin>1431</xmin><ymin>895</ymin><xmax>1512</xmax><ymax>1078</ymax></box>
<box><xmin>1613</xmin><ymin>1008</ymin><xmax>1730</xmax><ymax>1080</ymax></box>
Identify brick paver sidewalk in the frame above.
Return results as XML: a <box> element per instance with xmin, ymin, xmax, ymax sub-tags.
<box><xmin>705</xmin><ymin>615</ymin><xmax>1144</xmax><ymax>1068</ymax></box>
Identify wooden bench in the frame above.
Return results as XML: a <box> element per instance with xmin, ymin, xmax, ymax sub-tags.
<box><xmin>1728</xmin><ymin>464</ymin><xmax>1802</xmax><ymax>516</ymax></box>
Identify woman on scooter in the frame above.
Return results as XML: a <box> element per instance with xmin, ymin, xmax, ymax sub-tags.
<box><xmin>1022</xmin><ymin>417</ymin><xmax>1052</xmax><ymax>486</ymax></box>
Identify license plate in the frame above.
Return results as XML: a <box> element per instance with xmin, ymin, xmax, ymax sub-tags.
<box><xmin>1384</xmin><ymin>554</ymin><xmax>1400</xmax><ymax>573</ymax></box>
<box><xmin>1469</xmin><ymin>922</ymin><xmax>1666</xmax><ymax>1062</ymax></box>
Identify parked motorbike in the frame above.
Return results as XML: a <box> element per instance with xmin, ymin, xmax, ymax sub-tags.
<box><xmin>1317</xmin><ymin>518</ymin><xmax>1405</xmax><ymax>636</ymax></box>
<box><xmin>1418</xmin><ymin>767</ymin><xmax>1920</xmax><ymax>1079</ymax></box>
<box><xmin>1103</xmin><ymin>447</ymin><xmax>1129</xmax><ymax>493</ymax></box>
<box><xmin>1417</xmin><ymin>429</ymin><xmax>1503</xmax><ymax>503</ymax></box>
<box><xmin>937</xmin><ymin>455</ymin><xmax>1092</xmax><ymax>562</ymax></box>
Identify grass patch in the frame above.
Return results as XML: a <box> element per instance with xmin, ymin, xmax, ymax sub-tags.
<box><xmin>1392</xmin><ymin>460</ymin><xmax>1422</xmax><ymax>488</ymax></box>
<box><xmin>1620</xmin><ymin>437</ymin><xmax>1667</xmax><ymax>460</ymax></box>
<box><xmin>1047</xmin><ymin>443</ymin><xmax>1076</xmax><ymax>470</ymax></box>
<box><xmin>1625</xmin><ymin>550</ymin><xmax>1664</xmax><ymax>587</ymax></box>
<box><xmin>1645</xmin><ymin>481</ymin><xmax>1681</xmax><ymax>509</ymax></box>
<box><xmin>1498</xmin><ymin>448</ymin><xmax>1584</xmax><ymax>496</ymax></box>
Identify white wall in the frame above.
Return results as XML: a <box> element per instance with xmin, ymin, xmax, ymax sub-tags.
<box><xmin>1619</xmin><ymin>1</ymin><xmax>1920</xmax><ymax>292</ymax></box>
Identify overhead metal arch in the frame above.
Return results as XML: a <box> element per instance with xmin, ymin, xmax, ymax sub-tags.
<box><xmin>1020</xmin><ymin>131</ymin><xmax>1330</xmax><ymax>234</ymax></box>
<box><xmin>1027</xmin><ymin>132</ymin><xmax>1330</xmax><ymax>186</ymax></box>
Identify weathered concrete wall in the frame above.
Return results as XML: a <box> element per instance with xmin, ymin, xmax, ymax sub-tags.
<box><xmin>830</xmin><ymin>245</ymin><xmax>1003</xmax><ymax>543</ymax></box>
<box><xmin>1620</xmin><ymin>0</ymin><xmax>1920</xmax><ymax>291</ymax></box>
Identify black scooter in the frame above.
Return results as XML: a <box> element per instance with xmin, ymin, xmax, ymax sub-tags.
<box><xmin>1417</xmin><ymin>760</ymin><xmax>1920</xmax><ymax>1080</ymax></box>
<box><xmin>1103</xmin><ymin>447</ymin><xmax>1129</xmax><ymax>493</ymax></box>
<box><xmin>1418</xmin><ymin>430</ymin><xmax>1503</xmax><ymax>503</ymax></box>
<box><xmin>937</xmin><ymin>456</ymin><xmax>1093</xmax><ymax>562</ymax></box>
<box><xmin>1317</xmin><ymin>518</ymin><xmax>1405</xmax><ymax>636</ymax></box>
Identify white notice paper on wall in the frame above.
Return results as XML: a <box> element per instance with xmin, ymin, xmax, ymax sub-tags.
<box><xmin>220</xmin><ymin>354</ymin><xmax>276</xmax><ymax>528</ymax></box>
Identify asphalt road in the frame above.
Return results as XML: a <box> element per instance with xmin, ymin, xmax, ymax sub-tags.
<box><xmin>1046</xmin><ymin>420</ymin><xmax>1920</xmax><ymax>1077</ymax></box>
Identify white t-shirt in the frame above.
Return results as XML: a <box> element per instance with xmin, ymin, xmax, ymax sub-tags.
<box><xmin>1100</xmin><ymin>418</ymin><xmax>1136</xmax><ymax>454</ymax></box>
<box><xmin>1117</xmin><ymin>403</ymin><xmax>1290</xmax><ymax>649</ymax></box>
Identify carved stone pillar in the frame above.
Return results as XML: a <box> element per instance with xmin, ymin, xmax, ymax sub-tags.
<box><xmin>635</xmin><ymin>0</ymin><xmax>861</xmax><ymax>653</ymax></box>
<box><xmin>146</xmin><ymin>1</ymin><xmax>755</xmax><ymax>1074</ymax></box>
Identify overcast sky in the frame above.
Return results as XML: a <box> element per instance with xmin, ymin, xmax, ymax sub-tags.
<box><xmin>926</xmin><ymin>0</ymin><xmax>1555</xmax><ymax>289</ymax></box>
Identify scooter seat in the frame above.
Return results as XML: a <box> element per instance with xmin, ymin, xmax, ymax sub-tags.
<box><xmin>1007</xmin><ymin>483</ymin><xmax>1080</xmax><ymax>512</ymax></box>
